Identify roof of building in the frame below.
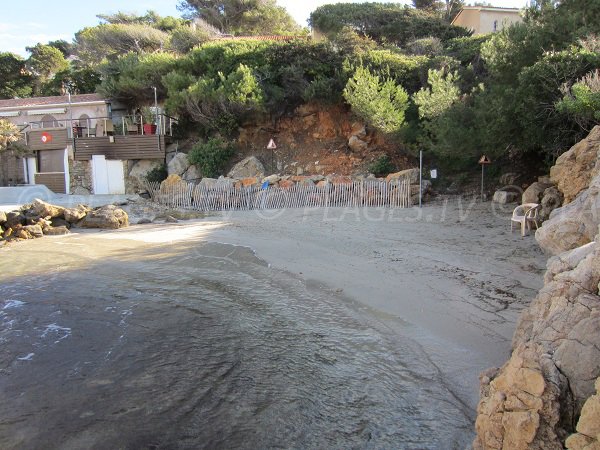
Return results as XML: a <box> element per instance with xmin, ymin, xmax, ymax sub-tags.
<box><xmin>458</xmin><ymin>6</ymin><xmax>521</xmax><ymax>12</ymax></box>
<box><xmin>217</xmin><ymin>35</ymin><xmax>308</xmax><ymax>41</ymax></box>
<box><xmin>0</xmin><ymin>93</ymin><xmax>106</xmax><ymax>109</ymax></box>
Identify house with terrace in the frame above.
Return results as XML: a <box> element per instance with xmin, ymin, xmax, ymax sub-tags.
<box><xmin>0</xmin><ymin>94</ymin><xmax>176</xmax><ymax>195</ymax></box>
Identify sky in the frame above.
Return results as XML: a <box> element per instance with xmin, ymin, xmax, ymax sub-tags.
<box><xmin>2</xmin><ymin>0</ymin><xmax>529</xmax><ymax>57</ymax></box>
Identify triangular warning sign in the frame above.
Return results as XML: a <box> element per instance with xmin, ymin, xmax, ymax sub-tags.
<box><xmin>267</xmin><ymin>138</ymin><xmax>277</xmax><ymax>149</ymax></box>
<box><xmin>478</xmin><ymin>155</ymin><xmax>491</xmax><ymax>165</ymax></box>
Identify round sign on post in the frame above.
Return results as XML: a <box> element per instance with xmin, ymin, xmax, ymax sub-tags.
<box><xmin>479</xmin><ymin>155</ymin><xmax>491</xmax><ymax>201</ymax></box>
<box><xmin>267</xmin><ymin>138</ymin><xmax>277</xmax><ymax>173</ymax></box>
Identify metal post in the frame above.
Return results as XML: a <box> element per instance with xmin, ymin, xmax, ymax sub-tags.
<box><xmin>153</xmin><ymin>86</ymin><xmax>160</xmax><ymax>134</ymax></box>
<box><xmin>419</xmin><ymin>150</ymin><xmax>423</xmax><ymax>208</ymax></box>
<box><xmin>68</xmin><ymin>91</ymin><xmax>74</xmax><ymax>140</ymax></box>
<box><xmin>481</xmin><ymin>164</ymin><xmax>485</xmax><ymax>201</ymax></box>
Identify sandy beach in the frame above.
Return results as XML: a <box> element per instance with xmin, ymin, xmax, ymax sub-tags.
<box><xmin>193</xmin><ymin>199</ymin><xmax>547</xmax><ymax>409</ymax></box>
<box><xmin>0</xmin><ymin>198</ymin><xmax>547</xmax><ymax>448</ymax></box>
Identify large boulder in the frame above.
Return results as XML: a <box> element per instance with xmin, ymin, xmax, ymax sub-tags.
<box><xmin>4</xmin><ymin>211</ymin><xmax>25</xmax><ymax>229</ymax></box>
<box><xmin>199</xmin><ymin>177</ymin><xmax>217</xmax><ymax>188</ymax></box>
<box><xmin>536</xmin><ymin>173</ymin><xmax>600</xmax><ymax>255</ymax></box>
<box><xmin>129</xmin><ymin>160</ymin><xmax>163</xmax><ymax>187</ymax></box>
<box><xmin>182</xmin><ymin>164</ymin><xmax>201</xmax><ymax>183</ymax></box>
<box><xmin>227</xmin><ymin>156</ymin><xmax>265</xmax><ymax>179</ymax></box>
<box><xmin>522</xmin><ymin>181</ymin><xmax>553</xmax><ymax>205</ymax></box>
<box><xmin>168</xmin><ymin>153</ymin><xmax>191</xmax><ymax>177</ymax></box>
<box><xmin>386</xmin><ymin>168</ymin><xmax>420</xmax><ymax>184</ymax></box>
<box><xmin>63</xmin><ymin>205</ymin><xmax>90</xmax><ymax>223</ymax></box>
<box><xmin>349</xmin><ymin>122</ymin><xmax>367</xmax><ymax>139</ymax></box>
<box><xmin>539</xmin><ymin>186</ymin><xmax>563</xmax><ymax>221</ymax></box>
<box><xmin>0</xmin><ymin>211</ymin><xmax>6</xmax><ymax>224</ymax></box>
<box><xmin>79</xmin><ymin>205</ymin><xmax>129</xmax><ymax>229</ymax></box>
<box><xmin>22</xmin><ymin>224</ymin><xmax>43</xmax><ymax>238</ymax></box>
<box><xmin>30</xmin><ymin>199</ymin><xmax>64</xmax><ymax>219</ymax></box>
<box><xmin>493</xmin><ymin>190</ymin><xmax>518</xmax><ymax>204</ymax></box>
<box><xmin>348</xmin><ymin>135</ymin><xmax>368</xmax><ymax>152</ymax></box>
<box><xmin>551</xmin><ymin>125</ymin><xmax>600</xmax><ymax>204</ymax></box>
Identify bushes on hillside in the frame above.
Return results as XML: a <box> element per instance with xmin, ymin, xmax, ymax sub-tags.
<box><xmin>188</xmin><ymin>138</ymin><xmax>235</xmax><ymax>178</ymax></box>
<box><xmin>343</xmin><ymin>66</ymin><xmax>409</xmax><ymax>134</ymax></box>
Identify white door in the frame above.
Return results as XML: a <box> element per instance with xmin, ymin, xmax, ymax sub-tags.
<box><xmin>92</xmin><ymin>155</ymin><xmax>125</xmax><ymax>194</ymax></box>
<box><xmin>106</xmin><ymin>159</ymin><xmax>125</xmax><ymax>194</ymax></box>
<box><xmin>25</xmin><ymin>157</ymin><xmax>36</xmax><ymax>185</ymax></box>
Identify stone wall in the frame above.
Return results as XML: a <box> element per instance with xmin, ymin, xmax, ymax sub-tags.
<box><xmin>69</xmin><ymin>160</ymin><xmax>92</xmax><ymax>195</ymax></box>
<box><xmin>0</xmin><ymin>150</ymin><xmax>26</xmax><ymax>186</ymax></box>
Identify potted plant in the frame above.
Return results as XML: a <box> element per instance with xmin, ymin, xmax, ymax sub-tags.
<box><xmin>140</xmin><ymin>106</ymin><xmax>157</xmax><ymax>135</ymax></box>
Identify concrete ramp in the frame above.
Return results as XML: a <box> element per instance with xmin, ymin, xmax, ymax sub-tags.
<box><xmin>0</xmin><ymin>185</ymin><xmax>56</xmax><ymax>206</ymax></box>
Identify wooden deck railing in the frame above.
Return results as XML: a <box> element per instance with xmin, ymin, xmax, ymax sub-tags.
<box><xmin>74</xmin><ymin>135</ymin><xmax>166</xmax><ymax>160</ymax></box>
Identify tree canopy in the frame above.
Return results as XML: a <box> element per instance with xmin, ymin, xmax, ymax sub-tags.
<box><xmin>177</xmin><ymin>0</ymin><xmax>303</xmax><ymax>35</ymax></box>
<box><xmin>0</xmin><ymin>53</ymin><xmax>33</xmax><ymax>98</ymax></box>
<box><xmin>309</xmin><ymin>2</ymin><xmax>470</xmax><ymax>46</ymax></box>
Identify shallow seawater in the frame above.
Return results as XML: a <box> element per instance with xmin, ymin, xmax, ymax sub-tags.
<box><xmin>0</xmin><ymin>238</ymin><xmax>472</xmax><ymax>449</ymax></box>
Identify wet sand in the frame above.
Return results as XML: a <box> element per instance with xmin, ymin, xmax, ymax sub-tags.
<box><xmin>0</xmin><ymin>199</ymin><xmax>546</xmax><ymax>448</ymax></box>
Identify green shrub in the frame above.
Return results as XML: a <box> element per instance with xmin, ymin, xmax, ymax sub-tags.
<box><xmin>369</xmin><ymin>155</ymin><xmax>394</xmax><ymax>176</ymax></box>
<box><xmin>343</xmin><ymin>66</ymin><xmax>409</xmax><ymax>134</ymax></box>
<box><xmin>145</xmin><ymin>164</ymin><xmax>168</xmax><ymax>183</ymax></box>
<box><xmin>556</xmin><ymin>70</ymin><xmax>600</xmax><ymax>130</ymax></box>
<box><xmin>188</xmin><ymin>138</ymin><xmax>235</xmax><ymax>178</ymax></box>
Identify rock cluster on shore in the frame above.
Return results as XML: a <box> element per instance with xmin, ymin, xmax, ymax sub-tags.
<box><xmin>0</xmin><ymin>199</ymin><xmax>129</xmax><ymax>245</ymax></box>
<box><xmin>474</xmin><ymin>126</ymin><xmax>600</xmax><ymax>449</ymax></box>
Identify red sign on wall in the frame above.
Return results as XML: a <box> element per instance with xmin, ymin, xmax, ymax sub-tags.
<box><xmin>41</xmin><ymin>132</ymin><xmax>53</xmax><ymax>144</ymax></box>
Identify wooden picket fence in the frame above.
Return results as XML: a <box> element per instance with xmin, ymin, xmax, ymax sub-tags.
<box><xmin>144</xmin><ymin>177</ymin><xmax>412</xmax><ymax>212</ymax></box>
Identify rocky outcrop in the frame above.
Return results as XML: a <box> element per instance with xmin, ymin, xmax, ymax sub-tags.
<box><xmin>536</xmin><ymin>127</ymin><xmax>600</xmax><ymax>255</ymax></box>
<box><xmin>475</xmin><ymin>127</ymin><xmax>600</xmax><ymax>449</ymax></box>
<box><xmin>551</xmin><ymin>126</ymin><xmax>600</xmax><ymax>204</ymax></box>
<box><xmin>227</xmin><ymin>156</ymin><xmax>265</xmax><ymax>179</ymax></box>
<box><xmin>475</xmin><ymin>234</ymin><xmax>600</xmax><ymax>449</ymax></box>
<box><xmin>79</xmin><ymin>205</ymin><xmax>129</xmax><ymax>229</ymax></box>
<box><xmin>566</xmin><ymin>378</ymin><xmax>600</xmax><ymax>450</ymax></box>
<box><xmin>535</xmin><ymin>179</ymin><xmax>600</xmax><ymax>255</ymax></box>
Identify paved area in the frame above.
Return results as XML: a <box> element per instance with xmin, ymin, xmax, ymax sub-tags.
<box><xmin>0</xmin><ymin>186</ymin><xmax>136</xmax><ymax>211</ymax></box>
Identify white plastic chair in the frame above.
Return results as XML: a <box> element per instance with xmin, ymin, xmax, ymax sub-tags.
<box><xmin>511</xmin><ymin>203</ymin><xmax>540</xmax><ymax>237</ymax></box>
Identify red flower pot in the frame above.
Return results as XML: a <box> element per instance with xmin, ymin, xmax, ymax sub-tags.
<box><xmin>143</xmin><ymin>124</ymin><xmax>157</xmax><ymax>135</ymax></box>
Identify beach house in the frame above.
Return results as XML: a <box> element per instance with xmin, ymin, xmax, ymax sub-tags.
<box><xmin>451</xmin><ymin>6</ymin><xmax>523</xmax><ymax>35</ymax></box>
<box><xmin>0</xmin><ymin>94</ymin><xmax>176</xmax><ymax>195</ymax></box>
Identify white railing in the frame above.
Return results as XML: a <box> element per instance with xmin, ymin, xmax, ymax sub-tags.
<box><xmin>24</xmin><ymin>114</ymin><xmax>179</xmax><ymax>138</ymax></box>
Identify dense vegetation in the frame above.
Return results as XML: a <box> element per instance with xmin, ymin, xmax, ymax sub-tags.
<box><xmin>1</xmin><ymin>0</ymin><xmax>599</xmax><ymax>177</ymax></box>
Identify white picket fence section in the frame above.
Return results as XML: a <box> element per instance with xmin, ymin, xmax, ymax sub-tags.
<box><xmin>144</xmin><ymin>177</ymin><xmax>412</xmax><ymax>211</ymax></box>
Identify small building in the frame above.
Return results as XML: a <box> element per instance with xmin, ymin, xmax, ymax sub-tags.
<box><xmin>451</xmin><ymin>6</ymin><xmax>523</xmax><ymax>35</ymax></box>
<box><xmin>0</xmin><ymin>94</ymin><xmax>175</xmax><ymax>195</ymax></box>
